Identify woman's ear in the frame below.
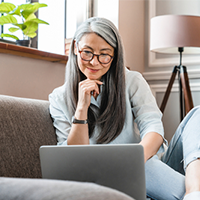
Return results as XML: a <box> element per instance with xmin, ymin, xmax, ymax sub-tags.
<box><xmin>74</xmin><ymin>40</ymin><xmax>77</xmax><ymax>55</ymax></box>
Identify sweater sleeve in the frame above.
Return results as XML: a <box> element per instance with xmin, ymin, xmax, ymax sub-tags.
<box><xmin>49</xmin><ymin>84</ymin><xmax>70</xmax><ymax>145</ymax></box>
<box><xmin>126</xmin><ymin>70</ymin><xmax>168</xmax><ymax>152</ymax></box>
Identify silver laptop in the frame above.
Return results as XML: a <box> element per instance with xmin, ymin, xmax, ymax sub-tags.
<box><xmin>39</xmin><ymin>144</ymin><xmax>146</xmax><ymax>200</ymax></box>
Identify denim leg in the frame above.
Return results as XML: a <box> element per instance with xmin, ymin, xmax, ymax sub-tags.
<box><xmin>162</xmin><ymin>106</ymin><xmax>200</xmax><ymax>172</ymax></box>
<box><xmin>145</xmin><ymin>155</ymin><xmax>185</xmax><ymax>200</ymax></box>
<box><xmin>161</xmin><ymin>126</ymin><xmax>185</xmax><ymax>175</ymax></box>
<box><xmin>146</xmin><ymin>106</ymin><xmax>200</xmax><ymax>199</ymax></box>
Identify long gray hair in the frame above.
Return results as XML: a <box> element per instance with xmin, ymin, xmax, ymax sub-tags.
<box><xmin>65</xmin><ymin>17</ymin><xmax>126</xmax><ymax>144</ymax></box>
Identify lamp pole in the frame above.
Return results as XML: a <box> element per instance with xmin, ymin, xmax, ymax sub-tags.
<box><xmin>178</xmin><ymin>47</ymin><xmax>184</xmax><ymax>120</ymax></box>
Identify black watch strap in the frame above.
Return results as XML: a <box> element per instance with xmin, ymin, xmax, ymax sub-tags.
<box><xmin>72</xmin><ymin>116</ymin><xmax>88</xmax><ymax>124</ymax></box>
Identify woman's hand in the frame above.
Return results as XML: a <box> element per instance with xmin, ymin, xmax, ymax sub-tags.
<box><xmin>77</xmin><ymin>79</ymin><xmax>103</xmax><ymax>109</ymax></box>
<box><xmin>75</xmin><ymin>79</ymin><xmax>103</xmax><ymax>120</ymax></box>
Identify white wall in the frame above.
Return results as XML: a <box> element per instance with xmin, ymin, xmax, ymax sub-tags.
<box><xmin>119</xmin><ymin>0</ymin><xmax>145</xmax><ymax>73</ymax></box>
<box><xmin>0</xmin><ymin>53</ymin><xmax>65</xmax><ymax>100</ymax></box>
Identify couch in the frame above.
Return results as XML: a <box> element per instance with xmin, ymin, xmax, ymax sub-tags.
<box><xmin>0</xmin><ymin>94</ymin><xmax>135</xmax><ymax>200</ymax></box>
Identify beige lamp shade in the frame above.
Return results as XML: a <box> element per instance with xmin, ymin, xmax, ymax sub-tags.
<box><xmin>150</xmin><ymin>15</ymin><xmax>200</xmax><ymax>54</ymax></box>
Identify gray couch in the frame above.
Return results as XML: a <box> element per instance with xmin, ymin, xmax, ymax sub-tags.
<box><xmin>0</xmin><ymin>95</ymin><xmax>134</xmax><ymax>200</ymax></box>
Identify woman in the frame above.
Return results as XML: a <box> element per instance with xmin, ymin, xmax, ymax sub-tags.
<box><xmin>49</xmin><ymin>17</ymin><xmax>200</xmax><ymax>200</ymax></box>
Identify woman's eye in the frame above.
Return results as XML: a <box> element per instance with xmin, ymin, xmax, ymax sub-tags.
<box><xmin>100</xmin><ymin>53</ymin><xmax>108</xmax><ymax>57</ymax></box>
<box><xmin>83</xmin><ymin>51</ymin><xmax>93</xmax><ymax>55</ymax></box>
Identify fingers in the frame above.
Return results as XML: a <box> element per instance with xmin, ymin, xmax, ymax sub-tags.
<box><xmin>79</xmin><ymin>79</ymin><xmax>103</xmax><ymax>96</ymax></box>
<box><xmin>93</xmin><ymin>79</ymin><xmax>103</xmax><ymax>86</ymax></box>
<box><xmin>77</xmin><ymin>79</ymin><xmax>103</xmax><ymax>108</ymax></box>
<box><xmin>90</xmin><ymin>80</ymin><xmax>103</xmax><ymax>99</ymax></box>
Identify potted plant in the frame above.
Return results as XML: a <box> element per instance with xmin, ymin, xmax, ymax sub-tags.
<box><xmin>0</xmin><ymin>2</ymin><xmax>49</xmax><ymax>47</ymax></box>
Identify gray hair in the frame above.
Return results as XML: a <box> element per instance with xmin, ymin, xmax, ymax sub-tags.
<box><xmin>74</xmin><ymin>17</ymin><xmax>117</xmax><ymax>48</ymax></box>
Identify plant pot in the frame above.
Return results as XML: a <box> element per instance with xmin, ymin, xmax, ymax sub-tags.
<box><xmin>16</xmin><ymin>39</ymin><xmax>31</xmax><ymax>47</ymax></box>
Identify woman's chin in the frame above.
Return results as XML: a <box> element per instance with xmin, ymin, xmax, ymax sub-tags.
<box><xmin>86</xmin><ymin>75</ymin><xmax>101</xmax><ymax>80</ymax></box>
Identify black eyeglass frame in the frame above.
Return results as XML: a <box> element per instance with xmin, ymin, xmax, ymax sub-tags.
<box><xmin>77</xmin><ymin>45</ymin><xmax>114</xmax><ymax>65</ymax></box>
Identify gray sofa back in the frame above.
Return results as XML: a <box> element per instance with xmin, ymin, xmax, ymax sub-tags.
<box><xmin>0</xmin><ymin>95</ymin><xmax>57</xmax><ymax>178</ymax></box>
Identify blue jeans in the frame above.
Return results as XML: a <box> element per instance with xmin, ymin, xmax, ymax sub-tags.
<box><xmin>145</xmin><ymin>106</ymin><xmax>200</xmax><ymax>200</ymax></box>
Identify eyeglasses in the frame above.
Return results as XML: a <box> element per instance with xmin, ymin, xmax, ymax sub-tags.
<box><xmin>77</xmin><ymin>46</ymin><xmax>114</xmax><ymax>64</ymax></box>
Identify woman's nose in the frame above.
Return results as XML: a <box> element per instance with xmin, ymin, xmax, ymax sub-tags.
<box><xmin>90</xmin><ymin>55</ymin><xmax>99</xmax><ymax>66</ymax></box>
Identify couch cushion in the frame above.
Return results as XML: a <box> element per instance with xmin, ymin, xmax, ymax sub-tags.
<box><xmin>0</xmin><ymin>177</ymin><xmax>135</xmax><ymax>200</ymax></box>
<box><xmin>0</xmin><ymin>95</ymin><xmax>57</xmax><ymax>178</ymax></box>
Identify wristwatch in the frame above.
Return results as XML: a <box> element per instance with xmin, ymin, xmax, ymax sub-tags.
<box><xmin>72</xmin><ymin>116</ymin><xmax>88</xmax><ymax>124</ymax></box>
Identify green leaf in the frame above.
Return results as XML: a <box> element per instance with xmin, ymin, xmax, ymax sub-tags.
<box><xmin>1</xmin><ymin>33</ymin><xmax>19</xmax><ymax>40</ymax></box>
<box><xmin>13</xmin><ymin>23</ymin><xmax>27</xmax><ymax>31</ymax></box>
<box><xmin>0</xmin><ymin>14</ymin><xmax>17</xmax><ymax>25</ymax></box>
<box><xmin>28</xmin><ymin>18</ymin><xmax>49</xmax><ymax>25</ymax></box>
<box><xmin>23</xmin><ymin>21</ymin><xmax>38</xmax><ymax>36</ymax></box>
<box><xmin>9</xmin><ymin>6</ymin><xmax>21</xmax><ymax>16</ymax></box>
<box><xmin>25</xmin><ymin>13</ymin><xmax>36</xmax><ymax>21</ymax></box>
<box><xmin>0</xmin><ymin>3</ymin><xmax>16</xmax><ymax>13</ymax></box>
<box><xmin>21</xmin><ymin>10</ymin><xmax>33</xmax><ymax>20</ymax></box>
<box><xmin>25</xmin><ymin>3</ymin><xmax>47</xmax><ymax>11</ymax></box>
<box><xmin>21</xmin><ymin>3</ymin><xmax>47</xmax><ymax>19</ymax></box>
<box><xmin>31</xmin><ymin>3</ymin><xmax>48</xmax><ymax>10</ymax></box>
<box><xmin>9</xmin><ymin>27</ymin><xmax>19</xmax><ymax>33</ymax></box>
<box><xmin>25</xmin><ymin>31</ymin><xmax>36</xmax><ymax>38</ymax></box>
<box><xmin>19</xmin><ymin>4</ymin><xmax>33</xmax><ymax>11</ymax></box>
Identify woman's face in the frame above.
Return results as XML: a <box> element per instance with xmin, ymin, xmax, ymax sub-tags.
<box><xmin>74</xmin><ymin>33</ymin><xmax>114</xmax><ymax>80</ymax></box>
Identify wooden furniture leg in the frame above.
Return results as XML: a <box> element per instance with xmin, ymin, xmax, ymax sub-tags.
<box><xmin>180</xmin><ymin>65</ymin><xmax>194</xmax><ymax>115</ymax></box>
<box><xmin>160</xmin><ymin>66</ymin><xmax>179</xmax><ymax>113</ymax></box>
<box><xmin>160</xmin><ymin>65</ymin><xmax>193</xmax><ymax>121</ymax></box>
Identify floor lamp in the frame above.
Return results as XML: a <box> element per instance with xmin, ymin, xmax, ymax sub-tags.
<box><xmin>150</xmin><ymin>15</ymin><xmax>200</xmax><ymax>121</ymax></box>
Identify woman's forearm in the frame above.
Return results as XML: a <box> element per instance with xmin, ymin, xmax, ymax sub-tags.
<box><xmin>139</xmin><ymin>132</ymin><xmax>163</xmax><ymax>163</ymax></box>
<box><xmin>67</xmin><ymin>106</ymin><xmax>89</xmax><ymax>145</ymax></box>
<box><xmin>67</xmin><ymin>123</ymin><xmax>89</xmax><ymax>145</ymax></box>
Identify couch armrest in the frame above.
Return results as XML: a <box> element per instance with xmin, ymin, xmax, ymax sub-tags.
<box><xmin>0</xmin><ymin>95</ymin><xmax>57</xmax><ymax>178</ymax></box>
